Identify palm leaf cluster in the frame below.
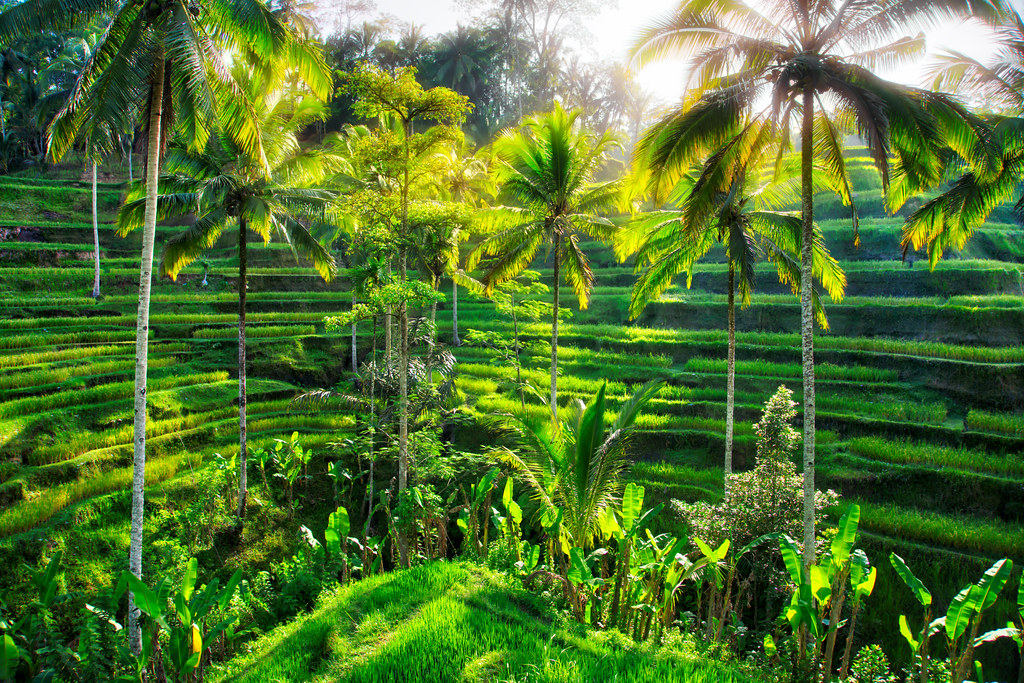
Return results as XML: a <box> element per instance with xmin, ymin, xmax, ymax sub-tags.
<box><xmin>490</xmin><ymin>381</ymin><xmax>662</xmax><ymax>550</ymax></box>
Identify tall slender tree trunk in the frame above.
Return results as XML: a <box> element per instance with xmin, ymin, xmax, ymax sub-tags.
<box><xmin>236</xmin><ymin>219</ymin><xmax>248</xmax><ymax>520</ymax></box>
<box><xmin>127</xmin><ymin>143</ymin><xmax>132</xmax><ymax>184</ymax></box>
<box><xmin>385</xmin><ymin>305</ymin><xmax>392</xmax><ymax>360</ymax></box>
<box><xmin>512</xmin><ymin>293</ymin><xmax>524</xmax><ymax>409</ymax></box>
<box><xmin>452</xmin><ymin>279</ymin><xmax>460</xmax><ymax>346</ymax></box>
<box><xmin>397</xmin><ymin>120</ymin><xmax>412</xmax><ymax>567</ymax></box>
<box><xmin>427</xmin><ymin>294</ymin><xmax>437</xmax><ymax>385</ymax></box>
<box><xmin>91</xmin><ymin>159</ymin><xmax>100</xmax><ymax>299</ymax></box>
<box><xmin>351</xmin><ymin>290</ymin><xmax>358</xmax><ymax>374</ymax></box>
<box><xmin>365</xmin><ymin>317</ymin><xmax>376</xmax><ymax>537</ymax></box>
<box><xmin>550</xmin><ymin>235</ymin><xmax>560</xmax><ymax>420</ymax></box>
<box><xmin>724</xmin><ymin>263</ymin><xmax>735</xmax><ymax>491</ymax></box>
<box><xmin>800</xmin><ymin>85</ymin><xmax>817</xmax><ymax>568</ymax></box>
<box><xmin>128</xmin><ymin>53</ymin><xmax>165</xmax><ymax>657</ymax></box>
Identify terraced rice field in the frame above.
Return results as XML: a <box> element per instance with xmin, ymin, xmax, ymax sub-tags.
<box><xmin>0</xmin><ymin>157</ymin><xmax>1023</xmax><ymax>649</ymax></box>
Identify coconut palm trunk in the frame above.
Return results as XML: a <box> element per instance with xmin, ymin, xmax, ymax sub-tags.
<box><xmin>800</xmin><ymin>85</ymin><xmax>817</xmax><ymax>567</ymax></box>
<box><xmin>427</xmin><ymin>288</ymin><xmax>437</xmax><ymax>385</ymax></box>
<box><xmin>452</xmin><ymin>279</ymin><xmax>460</xmax><ymax>346</ymax></box>
<box><xmin>397</xmin><ymin>121</ymin><xmax>412</xmax><ymax>567</ymax></box>
<box><xmin>550</xmin><ymin>235</ymin><xmax>560</xmax><ymax>420</ymax></box>
<box><xmin>724</xmin><ymin>263</ymin><xmax>735</xmax><ymax>490</ymax></box>
<box><xmin>128</xmin><ymin>52</ymin><xmax>165</xmax><ymax>657</ymax></box>
<box><xmin>91</xmin><ymin>158</ymin><xmax>100</xmax><ymax>299</ymax></box>
<box><xmin>236</xmin><ymin>219</ymin><xmax>248</xmax><ymax>520</ymax></box>
<box><xmin>351</xmin><ymin>290</ymin><xmax>358</xmax><ymax>374</ymax></box>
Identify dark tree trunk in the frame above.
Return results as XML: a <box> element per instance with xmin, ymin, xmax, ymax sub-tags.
<box><xmin>800</xmin><ymin>84</ymin><xmax>817</xmax><ymax>567</ymax></box>
<box><xmin>236</xmin><ymin>219</ymin><xmax>248</xmax><ymax>520</ymax></box>
<box><xmin>550</xmin><ymin>234</ymin><xmax>560</xmax><ymax>420</ymax></box>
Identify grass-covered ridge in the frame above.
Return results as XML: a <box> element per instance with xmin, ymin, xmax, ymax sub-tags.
<box><xmin>216</xmin><ymin>562</ymin><xmax>761</xmax><ymax>683</ymax></box>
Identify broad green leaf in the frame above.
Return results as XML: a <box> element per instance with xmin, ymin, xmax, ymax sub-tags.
<box><xmin>574</xmin><ymin>383</ymin><xmax>606</xmax><ymax>504</ymax></box>
<box><xmin>181</xmin><ymin>558</ymin><xmax>198</xmax><ymax>603</ymax></box>
<box><xmin>890</xmin><ymin>553</ymin><xmax>931</xmax><ymax>606</ymax></box>
<box><xmin>457</xmin><ymin>509</ymin><xmax>470</xmax><ymax>534</ymax></box>
<box><xmin>475</xmin><ymin>468</ymin><xmax>499</xmax><ymax>504</ymax></box>
<box><xmin>621</xmin><ymin>482</ymin><xmax>644</xmax><ymax>531</ymax></box>
<box><xmin>856</xmin><ymin>567</ymin><xmax>877</xmax><ymax>601</ymax></box>
<box><xmin>713</xmin><ymin>539</ymin><xmax>730</xmax><ymax>561</ymax></box>
<box><xmin>173</xmin><ymin>593</ymin><xmax>191</xmax><ymax>625</ymax></box>
<box><xmin>598</xmin><ymin>506</ymin><xmax>621</xmax><ymax>540</ymax></box>
<box><xmin>507</xmin><ymin>500</ymin><xmax>523</xmax><ymax>526</ymax></box>
<box><xmin>899</xmin><ymin>614</ymin><xmax>920</xmax><ymax>652</ymax></box>
<box><xmin>973</xmin><ymin>558</ymin><xmax>1012</xmax><ymax>613</ymax></box>
<box><xmin>502</xmin><ymin>477</ymin><xmax>513</xmax><ymax>509</ymax></box>
<box><xmin>216</xmin><ymin>570</ymin><xmax>243</xmax><ymax>611</ymax></box>
<box><xmin>629</xmin><ymin>503</ymin><xmax>663</xmax><ymax>538</ymax></box>
<box><xmin>738</xmin><ymin>532</ymin><xmax>782</xmax><ymax>557</ymax></box>
<box><xmin>526</xmin><ymin>544</ymin><xmax>541</xmax><ymax>571</ymax></box>
<box><xmin>763</xmin><ymin>633</ymin><xmax>777</xmax><ymax>658</ymax></box>
<box><xmin>974</xmin><ymin>627</ymin><xmax>1020</xmax><ymax>647</ymax></box>
<box><xmin>810</xmin><ymin>564</ymin><xmax>832</xmax><ymax>603</ymax></box>
<box><xmin>694</xmin><ymin>537</ymin><xmax>716</xmax><ymax>561</ymax></box>
<box><xmin>329</xmin><ymin>506</ymin><xmax>350</xmax><ymax>539</ymax></box>
<box><xmin>946</xmin><ymin>584</ymin><xmax>979</xmax><ymax>643</ymax></box>
<box><xmin>830</xmin><ymin>504</ymin><xmax>860</xmax><ymax>570</ymax></box>
<box><xmin>0</xmin><ymin>634</ymin><xmax>19</xmax><ymax>679</ymax></box>
<box><xmin>779</xmin><ymin>536</ymin><xmax>805</xmax><ymax>585</ymax></box>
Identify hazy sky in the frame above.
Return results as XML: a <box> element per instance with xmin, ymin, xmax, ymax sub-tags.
<box><xmin>342</xmin><ymin>0</ymin><xmax>1017</xmax><ymax>103</ymax></box>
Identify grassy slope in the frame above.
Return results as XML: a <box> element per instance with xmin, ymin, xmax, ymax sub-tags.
<box><xmin>215</xmin><ymin>561</ymin><xmax>761</xmax><ymax>683</ymax></box>
<box><xmin>1</xmin><ymin>154</ymin><xmax>1023</xmax><ymax>672</ymax></box>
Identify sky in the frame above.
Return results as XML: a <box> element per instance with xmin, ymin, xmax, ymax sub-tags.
<box><xmin>329</xmin><ymin>0</ymin><xmax>1020</xmax><ymax>105</ymax></box>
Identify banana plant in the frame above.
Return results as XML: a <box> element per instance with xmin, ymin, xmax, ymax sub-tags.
<box><xmin>942</xmin><ymin>559</ymin><xmax>1013</xmax><ymax>683</ymax></box>
<box><xmin>566</xmin><ymin>546</ymin><xmax>606</xmax><ymax>623</ymax></box>
<box><xmin>121</xmin><ymin>558</ymin><xmax>242</xmax><ymax>682</ymax></box>
<box><xmin>325</xmin><ymin>505</ymin><xmax>353</xmax><ymax>583</ymax></box>
<box><xmin>837</xmin><ymin>550</ymin><xmax>877</xmax><ymax>679</ymax></box>
<box><xmin>456</xmin><ymin>467</ymin><xmax>499</xmax><ymax>557</ymax></box>
<box><xmin>494</xmin><ymin>476</ymin><xmax>524</xmax><ymax>563</ymax></box>
<box><xmin>970</xmin><ymin>571</ymin><xmax>1023</xmax><ymax>683</ymax></box>
<box><xmin>890</xmin><ymin>552</ymin><xmax>934</xmax><ymax>683</ymax></box>
<box><xmin>778</xmin><ymin>504</ymin><xmax>864</xmax><ymax>678</ymax></box>
<box><xmin>601</xmin><ymin>482</ymin><xmax>663</xmax><ymax>630</ymax></box>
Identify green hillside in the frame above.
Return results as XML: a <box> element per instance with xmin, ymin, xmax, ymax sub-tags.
<box><xmin>214</xmin><ymin>562</ymin><xmax>762</xmax><ymax>683</ymax></box>
<box><xmin>0</xmin><ymin>150</ymin><xmax>1022</xmax><ymax>677</ymax></box>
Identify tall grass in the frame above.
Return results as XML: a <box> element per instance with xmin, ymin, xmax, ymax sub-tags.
<box><xmin>0</xmin><ymin>452</ymin><xmax>196</xmax><ymax>538</ymax></box>
<box><xmin>216</xmin><ymin>562</ymin><xmax>760</xmax><ymax>683</ymax></box>
<box><xmin>967</xmin><ymin>409</ymin><xmax>1024</xmax><ymax>437</ymax></box>
<box><xmin>0</xmin><ymin>343</ymin><xmax>187</xmax><ymax>370</ymax></box>
<box><xmin>858</xmin><ymin>501</ymin><xmax>1024</xmax><ymax>558</ymax></box>
<box><xmin>683</xmin><ymin>357</ymin><xmax>897</xmax><ymax>383</ymax></box>
<box><xmin>0</xmin><ymin>371</ymin><xmax>229</xmax><ymax>419</ymax></box>
<box><xmin>846</xmin><ymin>437</ymin><xmax>1024</xmax><ymax>477</ymax></box>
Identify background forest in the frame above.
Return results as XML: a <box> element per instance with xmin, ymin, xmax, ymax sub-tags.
<box><xmin>0</xmin><ymin>0</ymin><xmax>1023</xmax><ymax>682</ymax></box>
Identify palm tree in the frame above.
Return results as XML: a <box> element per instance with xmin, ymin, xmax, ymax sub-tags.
<box><xmin>630</xmin><ymin>0</ymin><xmax>1001</xmax><ymax>565</ymax></box>
<box><xmin>343</xmin><ymin>63</ymin><xmax>470</xmax><ymax>566</ymax></box>
<box><xmin>621</xmin><ymin>125</ymin><xmax>846</xmax><ymax>488</ymax></box>
<box><xmin>472</xmin><ymin>104</ymin><xmax>622</xmax><ymax>419</ymax></box>
<box><xmin>119</xmin><ymin>78</ymin><xmax>339</xmax><ymax>521</ymax></box>
<box><xmin>491</xmin><ymin>381</ymin><xmax>661</xmax><ymax>551</ymax></box>
<box><xmin>0</xmin><ymin>0</ymin><xmax>329</xmax><ymax>651</ymax></box>
<box><xmin>903</xmin><ymin>8</ymin><xmax>1024</xmax><ymax>264</ymax></box>
<box><xmin>433</xmin><ymin>141</ymin><xmax>492</xmax><ymax>346</ymax></box>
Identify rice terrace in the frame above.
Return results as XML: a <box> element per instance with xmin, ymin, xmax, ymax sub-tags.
<box><xmin>1</xmin><ymin>0</ymin><xmax>1024</xmax><ymax>680</ymax></box>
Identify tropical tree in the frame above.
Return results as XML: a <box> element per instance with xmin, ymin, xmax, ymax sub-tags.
<box><xmin>490</xmin><ymin>380</ymin><xmax>661</xmax><ymax>551</ymax></box>
<box><xmin>903</xmin><ymin>8</ymin><xmax>1024</xmax><ymax>265</ymax></box>
<box><xmin>621</xmin><ymin>125</ymin><xmax>846</xmax><ymax>487</ymax></box>
<box><xmin>630</xmin><ymin>0</ymin><xmax>1002</xmax><ymax>565</ymax></box>
<box><xmin>119</xmin><ymin>76</ymin><xmax>339</xmax><ymax>522</ymax></box>
<box><xmin>432</xmin><ymin>140</ymin><xmax>492</xmax><ymax>346</ymax></box>
<box><xmin>342</xmin><ymin>63</ymin><xmax>470</xmax><ymax>566</ymax></box>
<box><xmin>471</xmin><ymin>103</ymin><xmax>622</xmax><ymax>419</ymax></box>
<box><xmin>0</xmin><ymin>0</ymin><xmax>330</xmax><ymax>651</ymax></box>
